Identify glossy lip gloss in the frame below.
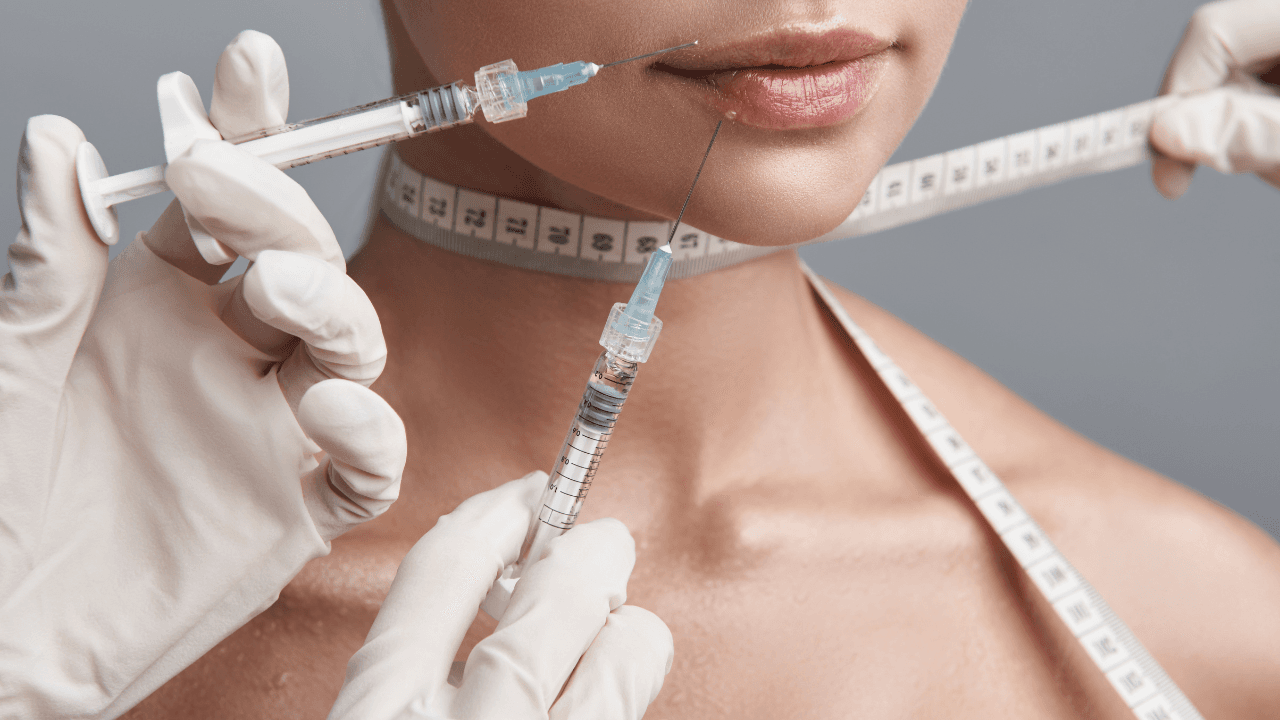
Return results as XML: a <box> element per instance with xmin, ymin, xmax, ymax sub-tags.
<box><xmin>655</xmin><ymin>27</ymin><xmax>894</xmax><ymax>130</ymax></box>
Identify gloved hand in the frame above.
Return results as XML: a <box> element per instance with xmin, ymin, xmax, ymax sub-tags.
<box><xmin>327</xmin><ymin>473</ymin><xmax>674</xmax><ymax>720</ymax></box>
<box><xmin>1151</xmin><ymin>0</ymin><xmax>1280</xmax><ymax>198</ymax></box>
<box><xmin>0</xmin><ymin>31</ymin><xmax>405</xmax><ymax>719</ymax></box>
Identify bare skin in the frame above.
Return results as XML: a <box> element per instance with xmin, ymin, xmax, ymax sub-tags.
<box><xmin>127</xmin><ymin>0</ymin><xmax>1280</xmax><ymax>717</ymax></box>
<box><xmin>126</xmin><ymin>229</ymin><xmax>1280</xmax><ymax>719</ymax></box>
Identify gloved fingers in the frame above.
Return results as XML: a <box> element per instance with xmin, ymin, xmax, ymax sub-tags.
<box><xmin>548</xmin><ymin>606</ymin><xmax>674</xmax><ymax>720</ymax></box>
<box><xmin>453</xmin><ymin>518</ymin><xmax>636</xmax><ymax>720</ymax></box>
<box><xmin>1151</xmin><ymin>153</ymin><xmax>1198</xmax><ymax>200</ymax></box>
<box><xmin>238</xmin><ymin>250</ymin><xmax>386</xmax><ymax>405</ymax></box>
<box><xmin>297</xmin><ymin>379</ymin><xmax>406</xmax><ymax>543</ymax></box>
<box><xmin>166</xmin><ymin>140</ymin><xmax>344</xmax><ymax>269</ymax></box>
<box><xmin>209</xmin><ymin>30</ymin><xmax>289</xmax><ymax>140</ymax></box>
<box><xmin>143</xmin><ymin>30</ymin><xmax>292</xmax><ymax>282</ymax></box>
<box><xmin>1160</xmin><ymin>0</ymin><xmax>1280</xmax><ymax>95</ymax></box>
<box><xmin>139</xmin><ymin>200</ymin><xmax>227</xmax><ymax>285</ymax></box>
<box><xmin>1150</xmin><ymin>86</ymin><xmax>1280</xmax><ymax>198</ymax></box>
<box><xmin>1</xmin><ymin>115</ymin><xmax>109</xmax><ymax>392</ymax></box>
<box><xmin>326</xmin><ymin>473</ymin><xmax>546</xmax><ymax>720</ymax></box>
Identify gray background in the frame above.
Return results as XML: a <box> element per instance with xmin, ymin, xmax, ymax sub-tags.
<box><xmin>3</xmin><ymin>1</ymin><xmax>1276</xmax><ymax>538</ymax></box>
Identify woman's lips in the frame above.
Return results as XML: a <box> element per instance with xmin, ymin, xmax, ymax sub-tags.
<box><xmin>704</xmin><ymin>56</ymin><xmax>888</xmax><ymax>129</ymax></box>
<box><xmin>654</xmin><ymin>28</ymin><xmax>892</xmax><ymax>130</ymax></box>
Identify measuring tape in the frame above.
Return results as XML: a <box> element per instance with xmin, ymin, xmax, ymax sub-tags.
<box><xmin>380</xmin><ymin>95</ymin><xmax>1205</xmax><ymax>717</ymax></box>
<box><xmin>809</xmin><ymin>97</ymin><xmax>1172</xmax><ymax>244</ymax></box>
<box><xmin>380</xmin><ymin>97</ymin><xmax>1173</xmax><ymax>283</ymax></box>
<box><xmin>802</xmin><ymin>265</ymin><xmax>1203</xmax><ymax>720</ymax></box>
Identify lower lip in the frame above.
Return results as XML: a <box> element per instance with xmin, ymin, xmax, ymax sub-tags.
<box><xmin>692</xmin><ymin>53</ymin><xmax>888</xmax><ymax>130</ymax></box>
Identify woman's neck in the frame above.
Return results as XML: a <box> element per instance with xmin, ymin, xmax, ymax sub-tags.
<box><xmin>348</xmin><ymin>214</ymin><xmax>907</xmax><ymax>542</ymax></box>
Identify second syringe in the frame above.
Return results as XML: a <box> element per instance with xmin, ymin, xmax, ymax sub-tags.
<box><xmin>76</xmin><ymin>43</ymin><xmax>695</xmax><ymax>247</ymax></box>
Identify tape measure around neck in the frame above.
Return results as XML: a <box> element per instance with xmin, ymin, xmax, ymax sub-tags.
<box><xmin>802</xmin><ymin>264</ymin><xmax>1203</xmax><ymax>720</ymax></box>
<box><xmin>378</xmin><ymin>97</ymin><xmax>1170</xmax><ymax>281</ymax></box>
<box><xmin>378</xmin><ymin>152</ymin><xmax>778</xmax><ymax>282</ymax></box>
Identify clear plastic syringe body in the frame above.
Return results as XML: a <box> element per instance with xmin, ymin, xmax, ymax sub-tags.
<box><xmin>516</xmin><ymin>246</ymin><xmax>672</xmax><ymax>572</ymax></box>
<box><xmin>78</xmin><ymin>59</ymin><xmax>601</xmax><ymax>243</ymax></box>
<box><xmin>222</xmin><ymin>83</ymin><xmax>478</xmax><ymax>170</ymax></box>
<box><xmin>520</xmin><ymin>348</ymin><xmax>639</xmax><ymax>565</ymax></box>
<box><xmin>219</xmin><ymin>59</ymin><xmax>601</xmax><ymax>170</ymax></box>
<box><xmin>87</xmin><ymin>83</ymin><xmax>480</xmax><ymax>212</ymax></box>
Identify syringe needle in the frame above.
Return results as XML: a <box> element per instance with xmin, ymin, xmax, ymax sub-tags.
<box><xmin>598</xmin><ymin>41</ymin><xmax>698</xmax><ymax>69</ymax></box>
<box><xmin>665</xmin><ymin>119</ymin><xmax>724</xmax><ymax>247</ymax></box>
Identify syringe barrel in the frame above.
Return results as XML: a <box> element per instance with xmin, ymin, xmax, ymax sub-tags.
<box><xmin>229</xmin><ymin>82</ymin><xmax>478</xmax><ymax>169</ymax></box>
<box><xmin>518</xmin><ymin>349</ymin><xmax>639</xmax><ymax>568</ymax></box>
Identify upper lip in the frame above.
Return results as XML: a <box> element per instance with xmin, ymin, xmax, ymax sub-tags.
<box><xmin>652</xmin><ymin>25</ymin><xmax>894</xmax><ymax>75</ymax></box>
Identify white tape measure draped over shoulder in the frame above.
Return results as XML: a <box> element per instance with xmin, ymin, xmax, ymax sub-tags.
<box><xmin>379</xmin><ymin>97</ymin><xmax>1174</xmax><ymax>282</ymax></box>
<box><xmin>801</xmin><ymin>265</ymin><xmax>1204</xmax><ymax>720</ymax></box>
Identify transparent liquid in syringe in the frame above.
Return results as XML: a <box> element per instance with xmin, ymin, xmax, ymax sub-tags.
<box><xmin>539</xmin><ymin>352</ymin><xmax>637</xmax><ymax>530</ymax></box>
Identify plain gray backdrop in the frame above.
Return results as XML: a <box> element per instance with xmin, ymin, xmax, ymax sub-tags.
<box><xmin>3</xmin><ymin>1</ymin><xmax>1277</xmax><ymax>538</ymax></box>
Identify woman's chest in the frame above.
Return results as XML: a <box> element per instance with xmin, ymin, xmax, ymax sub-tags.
<box><xmin>126</xmin><ymin>508</ymin><xmax>1130</xmax><ymax>719</ymax></box>
<box><xmin>623</xmin><ymin>521</ymin><xmax>1131</xmax><ymax>719</ymax></box>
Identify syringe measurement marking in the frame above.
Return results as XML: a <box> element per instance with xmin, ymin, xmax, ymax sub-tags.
<box><xmin>551</xmin><ymin>477</ymin><xmax>590</xmax><ymax>492</ymax></box>
<box><xmin>547</xmin><ymin>422</ymin><xmax>609</xmax><ymax>512</ymax></box>
<box><xmin>534</xmin><ymin>349</ymin><xmax>638</xmax><ymax>534</ymax></box>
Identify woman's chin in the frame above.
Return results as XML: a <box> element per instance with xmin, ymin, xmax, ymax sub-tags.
<box><xmin>673</xmin><ymin>184</ymin><xmax>865</xmax><ymax>248</ymax></box>
<box><xmin>716</xmin><ymin>220</ymin><xmax>850</xmax><ymax>247</ymax></box>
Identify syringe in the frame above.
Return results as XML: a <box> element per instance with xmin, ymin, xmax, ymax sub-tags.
<box><xmin>480</xmin><ymin>246</ymin><xmax>672</xmax><ymax>619</ymax></box>
<box><xmin>480</xmin><ymin>120</ymin><xmax>723</xmax><ymax>619</ymax></box>
<box><xmin>523</xmin><ymin>247</ymin><xmax>672</xmax><ymax>557</ymax></box>
<box><xmin>74</xmin><ymin>42</ymin><xmax>696</xmax><ymax>246</ymax></box>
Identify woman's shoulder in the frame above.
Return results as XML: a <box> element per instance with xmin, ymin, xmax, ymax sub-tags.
<box><xmin>1011</xmin><ymin>424</ymin><xmax>1280</xmax><ymax>717</ymax></box>
<box><xmin>821</xmin><ymin>278</ymin><xmax>1280</xmax><ymax>717</ymax></box>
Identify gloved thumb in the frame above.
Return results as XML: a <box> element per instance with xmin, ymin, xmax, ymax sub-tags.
<box><xmin>297</xmin><ymin>379</ymin><xmax>406</xmax><ymax>542</ymax></box>
<box><xmin>0</xmin><ymin>115</ymin><xmax>109</xmax><ymax>393</ymax></box>
<box><xmin>1151</xmin><ymin>85</ymin><xmax>1280</xmax><ymax>198</ymax></box>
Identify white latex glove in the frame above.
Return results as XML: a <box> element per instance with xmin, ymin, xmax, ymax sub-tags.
<box><xmin>0</xmin><ymin>31</ymin><xmax>405</xmax><ymax>719</ymax></box>
<box><xmin>328</xmin><ymin>473</ymin><xmax>674</xmax><ymax>720</ymax></box>
<box><xmin>1151</xmin><ymin>0</ymin><xmax>1280</xmax><ymax>198</ymax></box>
